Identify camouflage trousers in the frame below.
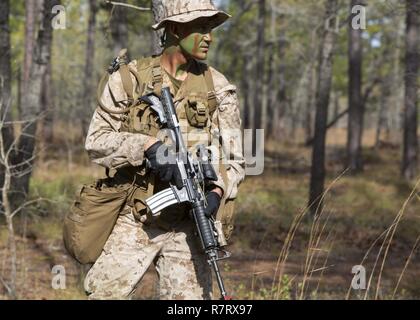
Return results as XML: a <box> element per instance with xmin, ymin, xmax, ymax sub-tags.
<box><xmin>84</xmin><ymin>210</ymin><xmax>213</xmax><ymax>300</ymax></box>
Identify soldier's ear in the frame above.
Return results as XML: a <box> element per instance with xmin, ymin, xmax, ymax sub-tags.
<box><xmin>166</xmin><ymin>23</ymin><xmax>180</xmax><ymax>40</ymax></box>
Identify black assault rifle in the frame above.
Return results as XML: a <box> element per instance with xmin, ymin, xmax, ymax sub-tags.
<box><xmin>140</xmin><ymin>87</ymin><xmax>232</xmax><ymax>300</ymax></box>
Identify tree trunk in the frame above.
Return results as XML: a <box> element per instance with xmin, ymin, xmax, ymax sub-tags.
<box><xmin>308</xmin><ymin>0</ymin><xmax>338</xmax><ymax>216</ymax></box>
<box><xmin>38</xmin><ymin>62</ymin><xmax>54</xmax><ymax>162</ymax></box>
<box><xmin>333</xmin><ymin>91</ymin><xmax>340</xmax><ymax>121</ymax></box>
<box><xmin>306</xmin><ymin>108</ymin><xmax>349</xmax><ymax>146</ymax></box>
<box><xmin>0</xmin><ymin>0</ymin><xmax>14</xmax><ymax>198</ymax></box>
<box><xmin>402</xmin><ymin>0</ymin><xmax>419</xmax><ymax>180</ymax></box>
<box><xmin>265</xmin><ymin>44</ymin><xmax>275</xmax><ymax>139</ymax></box>
<box><xmin>252</xmin><ymin>0</ymin><xmax>266</xmax><ymax>153</ymax></box>
<box><xmin>269</xmin><ymin>36</ymin><xmax>287</xmax><ymax>140</ymax></box>
<box><xmin>241</xmin><ymin>53</ymin><xmax>253</xmax><ymax>130</ymax></box>
<box><xmin>375</xmin><ymin>78</ymin><xmax>389</xmax><ymax>149</ymax></box>
<box><xmin>110</xmin><ymin>0</ymin><xmax>128</xmax><ymax>55</ymax></box>
<box><xmin>81</xmin><ymin>0</ymin><xmax>98</xmax><ymax>138</ymax></box>
<box><xmin>265</xmin><ymin>3</ymin><xmax>278</xmax><ymax>140</ymax></box>
<box><xmin>151</xmin><ymin>0</ymin><xmax>165</xmax><ymax>55</ymax></box>
<box><xmin>388</xmin><ymin>19</ymin><xmax>404</xmax><ymax>139</ymax></box>
<box><xmin>23</xmin><ymin>0</ymin><xmax>37</xmax><ymax>94</ymax></box>
<box><xmin>346</xmin><ymin>0</ymin><xmax>364</xmax><ymax>173</ymax></box>
<box><xmin>305</xmin><ymin>68</ymin><xmax>316</xmax><ymax>143</ymax></box>
<box><xmin>305</xmin><ymin>29</ymin><xmax>319</xmax><ymax>143</ymax></box>
<box><xmin>43</xmin><ymin>64</ymin><xmax>54</xmax><ymax>144</ymax></box>
<box><xmin>12</xmin><ymin>0</ymin><xmax>58</xmax><ymax>206</ymax></box>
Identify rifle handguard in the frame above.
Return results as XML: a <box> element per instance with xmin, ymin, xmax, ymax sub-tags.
<box><xmin>192</xmin><ymin>201</ymin><xmax>217</xmax><ymax>250</ymax></box>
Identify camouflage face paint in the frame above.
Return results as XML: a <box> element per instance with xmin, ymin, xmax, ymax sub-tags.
<box><xmin>179</xmin><ymin>29</ymin><xmax>212</xmax><ymax>61</ymax></box>
<box><xmin>161</xmin><ymin>20</ymin><xmax>213</xmax><ymax>78</ymax></box>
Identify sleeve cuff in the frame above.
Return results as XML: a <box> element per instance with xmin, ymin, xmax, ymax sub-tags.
<box><xmin>208</xmin><ymin>172</ymin><xmax>226</xmax><ymax>199</ymax></box>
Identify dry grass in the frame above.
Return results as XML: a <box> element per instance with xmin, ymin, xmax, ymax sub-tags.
<box><xmin>233</xmin><ymin>129</ymin><xmax>419</xmax><ymax>300</ymax></box>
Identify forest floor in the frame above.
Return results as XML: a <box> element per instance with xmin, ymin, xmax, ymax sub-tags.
<box><xmin>0</xmin><ymin>129</ymin><xmax>419</xmax><ymax>300</ymax></box>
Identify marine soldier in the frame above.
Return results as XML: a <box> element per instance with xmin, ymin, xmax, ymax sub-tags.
<box><xmin>83</xmin><ymin>0</ymin><xmax>245</xmax><ymax>300</ymax></box>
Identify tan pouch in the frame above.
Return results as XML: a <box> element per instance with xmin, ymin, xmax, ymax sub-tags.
<box><xmin>217</xmin><ymin>199</ymin><xmax>236</xmax><ymax>241</ymax></box>
<box><xmin>183</xmin><ymin>94</ymin><xmax>210</xmax><ymax>128</ymax></box>
<box><xmin>63</xmin><ymin>178</ymin><xmax>133</xmax><ymax>264</ymax></box>
<box><xmin>121</xmin><ymin>102</ymin><xmax>161</xmax><ymax>137</ymax></box>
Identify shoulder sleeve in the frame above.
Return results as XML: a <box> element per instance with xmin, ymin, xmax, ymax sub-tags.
<box><xmin>209</xmin><ymin>67</ymin><xmax>245</xmax><ymax>200</ymax></box>
<box><xmin>209</xmin><ymin>66</ymin><xmax>237</xmax><ymax>97</ymax></box>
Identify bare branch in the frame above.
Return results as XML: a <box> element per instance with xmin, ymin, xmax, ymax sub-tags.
<box><xmin>7</xmin><ymin>154</ymin><xmax>36</xmax><ymax>171</ymax></box>
<box><xmin>0</xmin><ymin>276</ymin><xmax>12</xmax><ymax>296</ymax></box>
<box><xmin>4</xmin><ymin>116</ymin><xmax>38</xmax><ymax>160</ymax></box>
<box><xmin>0</xmin><ymin>90</ymin><xmax>12</xmax><ymax>125</ymax></box>
<box><xmin>104</xmin><ymin>1</ymin><xmax>150</xmax><ymax>11</ymax></box>
<box><xmin>10</xmin><ymin>198</ymin><xmax>56</xmax><ymax>218</ymax></box>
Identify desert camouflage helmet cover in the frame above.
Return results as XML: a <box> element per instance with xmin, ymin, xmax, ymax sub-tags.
<box><xmin>152</xmin><ymin>0</ymin><xmax>231</xmax><ymax>30</ymax></box>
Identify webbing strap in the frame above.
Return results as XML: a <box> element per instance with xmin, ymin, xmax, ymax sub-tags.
<box><xmin>152</xmin><ymin>57</ymin><xmax>163</xmax><ymax>97</ymax></box>
<box><xmin>216</xmin><ymin>144</ymin><xmax>229</xmax><ymax>218</ymax></box>
<box><xmin>204</xmin><ymin>66</ymin><xmax>217</xmax><ymax>114</ymax></box>
<box><xmin>119</xmin><ymin>64</ymin><xmax>134</xmax><ymax>105</ymax></box>
<box><xmin>97</xmin><ymin>68</ymin><xmax>144</xmax><ymax>115</ymax></box>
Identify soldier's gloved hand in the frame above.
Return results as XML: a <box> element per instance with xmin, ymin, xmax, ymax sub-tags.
<box><xmin>204</xmin><ymin>191</ymin><xmax>222</xmax><ymax>218</ymax></box>
<box><xmin>145</xmin><ymin>141</ymin><xmax>183</xmax><ymax>189</ymax></box>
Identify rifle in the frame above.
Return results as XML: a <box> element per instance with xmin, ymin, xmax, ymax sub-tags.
<box><xmin>140</xmin><ymin>87</ymin><xmax>232</xmax><ymax>300</ymax></box>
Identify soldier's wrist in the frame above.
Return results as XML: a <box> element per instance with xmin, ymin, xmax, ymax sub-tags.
<box><xmin>210</xmin><ymin>187</ymin><xmax>224</xmax><ymax>198</ymax></box>
<box><xmin>144</xmin><ymin>137</ymin><xmax>160</xmax><ymax>152</ymax></box>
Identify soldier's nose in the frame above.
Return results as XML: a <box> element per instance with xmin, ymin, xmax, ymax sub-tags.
<box><xmin>203</xmin><ymin>32</ymin><xmax>213</xmax><ymax>44</ymax></box>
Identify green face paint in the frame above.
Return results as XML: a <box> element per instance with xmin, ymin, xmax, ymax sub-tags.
<box><xmin>179</xmin><ymin>26</ymin><xmax>212</xmax><ymax>60</ymax></box>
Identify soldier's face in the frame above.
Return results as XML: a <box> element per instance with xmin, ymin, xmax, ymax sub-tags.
<box><xmin>174</xmin><ymin>19</ymin><xmax>213</xmax><ymax>60</ymax></box>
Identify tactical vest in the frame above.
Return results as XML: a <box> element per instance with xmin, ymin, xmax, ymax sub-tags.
<box><xmin>120</xmin><ymin>56</ymin><xmax>218</xmax><ymax>147</ymax></box>
<box><xmin>97</xmin><ymin>51</ymin><xmax>234</xmax><ymax>240</ymax></box>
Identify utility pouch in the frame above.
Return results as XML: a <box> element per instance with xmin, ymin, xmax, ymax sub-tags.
<box><xmin>129</xmin><ymin>178</ymin><xmax>152</xmax><ymax>224</ymax></box>
<box><xmin>183</xmin><ymin>94</ymin><xmax>210</xmax><ymax>128</ymax></box>
<box><xmin>121</xmin><ymin>102</ymin><xmax>161</xmax><ymax>137</ymax></box>
<box><xmin>63</xmin><ymin>178</ymin><xmax>134</xmax><ymax>264</ymax></box>
<box><xmin>217</xmin><ymin>199</ymin><xmax>236</xmax><ymax>241</ymax></box>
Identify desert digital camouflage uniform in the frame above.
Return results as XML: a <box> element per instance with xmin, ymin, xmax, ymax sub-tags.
<box><xmin>83</xmin><ymin>0</ymin><xmax>245</xmax><ymax>300</ymax></box>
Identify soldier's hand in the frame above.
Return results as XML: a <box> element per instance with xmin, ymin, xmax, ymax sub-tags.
<box><xmin>145</xmin><ymin>141</ymin><xmax>183</xmax><ymax>189</ymax></box>
<box><xmin>204</xmin><ymin>191</ymin><xmax>222</xmax><ymax>218</ymax></box>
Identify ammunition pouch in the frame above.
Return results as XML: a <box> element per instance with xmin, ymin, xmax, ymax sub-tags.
<box><xmin>120</xmin><ymin>101</ymin><xmax>161</xmax><ymax>137</ymax></box>
<box><xmin>182</xmin><ymin>94</ymin><xmax>210</xmax><ymax>128</ymax></box>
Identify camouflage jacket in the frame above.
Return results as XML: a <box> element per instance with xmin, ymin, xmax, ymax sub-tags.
<box><xmin>85</xmin><ymin>59</ymin><xmax>245</xmax><ymax>201</ymax></box>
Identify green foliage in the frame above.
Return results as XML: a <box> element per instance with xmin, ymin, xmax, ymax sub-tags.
<box><xmin>275</xmin><ymin>274</ymin><xmax>293</xmax><ymax>300</ymax></box>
